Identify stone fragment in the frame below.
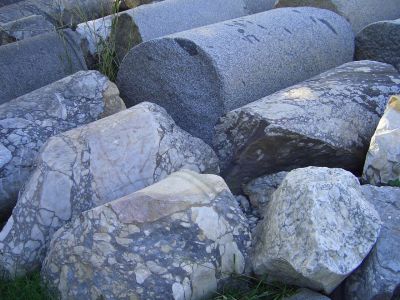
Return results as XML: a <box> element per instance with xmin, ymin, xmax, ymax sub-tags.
<box><xmin>345</xmin><ymin>185</ymin><xmax>400</xmax><ymax>300</ymax></box>
<box><xmin>252</xmin><ymin>167</ymin><xmax>381</xmax><ymax>294</ymax></box>
<box><xmin>0</xmin><ymin>70</ymin><xmax>125</xmax><ymax>220</ymax></box>
<box><xmin>284</xmin><ymin>288</ymin><xmax>331</xmax><ymax>300</ymax></box>
<box><xmin>274</xmin><ymin>0</ymin><xmax>400</xmax><ymax>33</ymax></box>
<box><xmin>363</xmin><ymin>95</ymin><xmax>400</xmax><ymax>186</ymax></box>
<box><xmin>117</xmin><ymin>7</ymin><xmax>354</xmax><ymax>144</ymax></box>
<box><xmin>0</xmin><ymin>29</ymin><xmax>87</xmax><ymax>104</ymax></box>
<box><xmin>356</xmin><ymin>19</ymin><xmax>400</xmax><ymax>72</ymax></box>
<box><xmin>42</xmin><ymin>170</ymin><xmax>250</xmax><ymax>299</ymax></box>
<box><xmin>0</xmin><ymin>102</ymin><xmax>219</xmax><ymax>278</ymax></box>
<box><xmin>214</xmin><ymin>61</ymin><xmax>400</xmax><ymax>192</ymax></box>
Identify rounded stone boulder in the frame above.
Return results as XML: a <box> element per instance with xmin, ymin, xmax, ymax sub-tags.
<box><xmin>117</xmin><ymin>7</ymin><xmax>354</xmax><ymax>144</ymax></box>
<box><xmin>252</xmin><ymin>167</ymin><xmax>381</xmax><ymax>294</ymax></box>
<box><xmin>42</xmin><ymin>169</ymin><xmax>251</xmax><ymax>299</ymax></box>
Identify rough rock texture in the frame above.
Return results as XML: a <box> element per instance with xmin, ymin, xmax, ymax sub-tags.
<box><xmin>0</xmin><ymin>0</ymin><xmax>114</xmax><ymax>26</ymax></box>
<box><xmin>0</xmin><ymin>102</ymin><xmax>219</xmax><ymax>278</ymax></box>
<box><xmin>0</xmin><ymin>15</ymin><xmax>54</xmax><ymax>46</ymax></box>
<box><xmin>0</xmin><ymin>29</ymin><xmax>87</xmax><ymax>104</ymax></box>
<box><xmin>77</xmin><ymin>0</ymin><xmax>275</xmax><ymax>63</ymax></box>
<box><xmin>274</xmin><ymin>0</ymin><xmax>400</xmax><ymax>33</ymax></box>
<box><xmin>0</xmin><ymin>70</ymin><xmax>125</xmax><ymax>220</ymax></box>
<box><xmin>117</xmin><ymin>7</ymin><xmax>354</xmax><ymax>144</ymax></box>
<box><xmin>214</xmin><ymin>60</ymin><xmax>400</xmax><ymax>192</ymax></box>
<box><xmin>252</xmin><ymin>167</ymin><xmax>381</xmax><ymax>294</ymax></box>
<box><xmin>284</xmin><ymin>288</ymin><xmax>331</xmax><ymax>300</ymax></box>
<box><xmin>0</xmin><ymin>0</ymin><xmax>22</xmax><ymax>8</ymax></box>
<box><xmin>243</xmin><ymin>171</ymin><xmax>288</xmax><ymax>209</ymax></box>
<box><xmin>363</xmin><ymin>95</ymin><xmax>400</xmax><ymax>186</ymax></box>
<box><xmin>344</xmin><ymin>185</ymin><xmax>400</xmax><ymax>300</ymax></box>
<box><xmin>356</xmin><ymin>19</ymin><xmax>400</xmax><ymax>72</ymax></box>
<box><xmin>42</xmin><ymin>170</ymin><xmax>251</xmax><ymax>300</ymax></box>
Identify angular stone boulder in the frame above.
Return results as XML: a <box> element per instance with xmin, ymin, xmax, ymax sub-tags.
<box><xmin>284</xmin><ymin>288</ymin><xmax>331</xmax><ymax>300</ymax></box>
<box><xmin>42</xmin><ymin>169</ymin><xmax>250</xmax><ymax>299</ymax></box>
<box><xmin>0</xmin><ymin>29</ymin><xmax>87</xmax><ymax>104</ymax></box>
<box><xmin>0</xmin><ymin>70</ymin><xmax>125</xmax><ymax>220</ymax></box>
<box><xmin>215</xmin><ymin>61</ymin><xmax>400</xmax><ymax>192</ymax></box>
<box><xmin>252</xmin><ymin>167</ymin><xmax>381</xmax><ymax>294</ymax></box>
<box><xmin>0</xmin><ymin>15</ymin><xmax>54</xmax><ymax>46</ymax></box>
<box><xmin>363</xmin><ymin>95</ymin><xmax>400</xmax><ymax>186</ymax></box>
<box><xmin>356</xmin><ymin>19</ymin><xmax>400</xmax><ymax>72</ymax></box>
<box><xmin>274</xmin><ymin>0</ymin><xmax>400</xmax><ymax>33</ymax></box>
<box><xmin>117</xmin><ymin>7</ymin><xmax>354</xmax><ymax>144</ymax></box>
<box><xmin>345</xmin><ymin>185</ymin><xmax>400</xmax><ymax>300</ymax></box>
<box><xmin>0</xmin><ymin>102</ymin><xmax>219</xmax><ymax>278</ymax></box>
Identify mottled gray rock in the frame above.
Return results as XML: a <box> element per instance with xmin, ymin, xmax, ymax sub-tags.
<box><xmin>77</xmin><ymin>0</ymin><xmax>275</xmax><ymax>63</ymax></box>
<box><xmin>243</xmin><ymin>172</ymin><xmax>288</xmax><ymax>209</ymax></box>
<box><xmin>215</xmin><ymin>61</ymin><xmax>400</xmax><ymax>192</ymax></box>
<box><xmin>0</xmin><ymin>29</ymin><xmax>87</xmax><ymax>104</ymax></box>
<box><xmin>252</xmin><ymin>167</ymin><xmax>381</xmax><ymax>294</ymax></box>
<box><xmin>0</xmin><ymin>15</ymin><xmax>54</xmax><ymax>46</ymax></box>
<box><xmin>0</xmin><ymin>102</ymin><xmax>219</xmax><ymax>278</ymax></box>
<box><xmin>0</xmin><ymin>70</ymin><xmax>125</xmax><ymax>220</ymax></box>
<box><xmin>42</xmin><ymin>169</ymin><xmax>250</xmax><ymax>300</ymax></box>
<box><xmin>363</xmin><ymin>95</ymin><xmax>400</xmax><ymax>186</ymax></box>
<box><xmin>356</xmin><ymin>19</ymin><xmax>400</xmax><ymax>72</ymax></box>
<box><xmin>274</xmin><ymin>0</ymin><xmax>400</xmax><ymax>33</ymax></box>
<box><xmin>117</xmin><ymin>7</ymin><xmax>354</xmax><ymax>144</ymax></box>
<box><xmin>0</xmin><ymin>0</ymin><xmax>22</xmax><ymax>8</ymax></box>
<box><xmin>284</xmin><ymin>288</ymin><xmax>331</xmax><ymax>300</ymax></box>
<box><xmin>344</xmin><ymin>185</ymin><xmax>400</xmax><ymax>300</ymax></box>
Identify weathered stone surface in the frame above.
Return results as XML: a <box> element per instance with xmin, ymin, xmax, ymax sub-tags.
<box><xmin>0</xmin><ymin>15</ymin><xmax>54</xmax><ymax>46</ymax></box>
<box><xmin>243</xmin><ymin>171</ymin><xmax>288</xmax><ymax>209</ymax></box>
<box><xmin>274</xmin><ymin>0</ymin><xmax>400</xmax><ymax>33</ymax></box>
<box><xmin>252</xmin><ymin>167</ymin><xmax>381</xmax><ymax>294</ymax></box>
<box><xmin>77</xmin><ymin>0</ymin><xmax>275</xmax><ymax>63</ymax></box>
<box><xmin>117</xmin><ymin>7</ymin><xmax>354</xmax><ymax>144</ymax></box>
<box><xmin>284</xmin><ymin>288</ymin><xmax>331</xmax><ymax>300</ymax></box>
<box><xmin>42</xmin><ymin>169</ymin><xmax>250</xmax><ymax>299</ymax></box>
<box><xmin>0</xmin><ymin>0</ymin><xmax>22</xmax><ymax>8</ymax></box>
<box><xmin>0</xmin><ymin>102</ymin><xmax>219</xmax><ymax>278</ymax></box>
<box><xmin>363</xmin><ymin>95</ymin><xmax>400</xmax><ymax>186</ymax></box>
<box><xmin>344</xmin><ymin>185</ymin><xmax>400</xmax><ymax>300</ymax></box>
<box><xmin>356</xmin><ymin>19</ymin><xmax>400</xmax><ymax>72</ymax></box>
<box><xmin>0</xmin><ymin>0</ymin><xmax>114</xmax><ymax>26</ymax></box>
<box><xmin>0</xmin><ymin>29</ymin><xmax>87</xmax><ymax>104</ymax></box>
<box><xmin>0</xmin><ymin>70</ymin><xmax>125</xmax><ymax>220</ymax></box>
<box><xmin>215</xmin><ymin>61</ymin><xmax>400</xmax><ymax>192</ymax></box>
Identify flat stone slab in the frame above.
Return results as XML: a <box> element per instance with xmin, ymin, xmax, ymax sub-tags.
<box><xmin>0</xmin><ymin>102</ymin><xmax>219</xmax><ymax>278</ymax></box>
<box><xmin>214</xmin><ymin>61</ymin><xmax>400</xmax><ymax>192</ymax></box>
<box><xmin>117</xmin><ymin>7</ymin><xmax>354</xmax><ymax>144</ymax></box>
<box><xmin>0</xmin><ymin>70</ymin><xmax>125</xmax><ymax>220</ymax></box>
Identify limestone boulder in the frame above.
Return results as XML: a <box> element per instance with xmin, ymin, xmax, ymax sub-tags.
<box><xmin>0</xmin><ymin>102</ymin><xmax>219</xmax><ymax>278</ymax></box>
<box><xmin>252</xmin><ymin>167</ymin><xmax>381</xmax><ymax>294</ymax></box>
<box><xmin>363</xmin><ymin>95</ymin><xmax>400</xmax><ymax>186</ymax></box>
<box><xmin>0</xmin><ymin>70</ymin><xmax>125</xmax><ymax>220</ymax></box>
<box><xmin>345</xmin><ymin>185</ymin><xmax>400</xmax><ymax>300</ymax></box>
<box><xmin>42</xmin><ymin>170</ymin><xmax>251</xmax><ymax>300</ymax></box>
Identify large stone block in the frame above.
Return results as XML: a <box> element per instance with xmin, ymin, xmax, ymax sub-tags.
<box><xmin>252</xmin><ymin>167</ymin><xmax>381</xmax><ymax>294</ymax></box>
<box><xmin>363</xmin><ymin>95</ymin><xmax>400</xmax><ymax>186</ymax></box>
<box><xmin>0</xmin><ymin>102</ymin><xmax>219</xmax><ymax>278</ymax></box>
<box><xmin>345</xmin><ymin>185</ymin><xmax>400</xmax><ymax>300</ymax></box>
<box><xmin>117</xmin><ymin>7</ymin><xmax>353</xmax><ymax>144</ymax></box>
<box><xmin>0</xmin><ymin>70</ymin><xmax>125</xmax><ymax>220</ymax></box>
<box><xmin>356</xmin><ymin>19</ymin><xmax>400</xmax><ymax>72</ymax></box>
<box><xmin>42</xmin><ymin>170</ymin><xmax>250</xmax><ymax>299</ymax></box>
<box><xmin>0</xmin><ymin>29</ymin><xmax>87</xmax><ymax>104</ymax></box>
<box><xmin>214</xmin><ymin>61</ymin><xmax>400</xmax><ymax>192</ymax></box>
<box><xmin>274</xmin><ymin>0</ymin><xmax>400</xmax><ymax>33</ymax></box>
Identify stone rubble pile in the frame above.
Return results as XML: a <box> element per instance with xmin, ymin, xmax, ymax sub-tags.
<box><xmin>0</xmin><ymin>0</ymin><xmax>398</xmax><ymax>299</ymax></box>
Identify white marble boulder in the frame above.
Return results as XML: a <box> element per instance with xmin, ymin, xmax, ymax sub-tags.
<box><xmin>214</xmin><ymin>61</ymin><xmax>400</xmax><ymax>192</ymax></box>
<box><xmin>0</xmin><ymin>70</ymin><xmax>125</xmax><ymax>221</ymax></box>
<box><xmin>363</xmin><ymin>95</ymin><xmax>400</xmax><ymax>186</ymax></box>
<box><xmin>0</xmin><ymin>102</ymin><xmax>219</xmax><ymax>278</ymax></box>
<box><xmin>41</xmin><ymin>169</ymin><xmax>251</xmax><ymax>300</ymax></box>
<box><xmin>252</xmin><ymin>167</ymin><xmax>381</xmax><ymax>294</ymax></box>
<box><xmin>345</xmin><ymin>185</ymin><xmax>400</xmax><ymax>300</ymax></box>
